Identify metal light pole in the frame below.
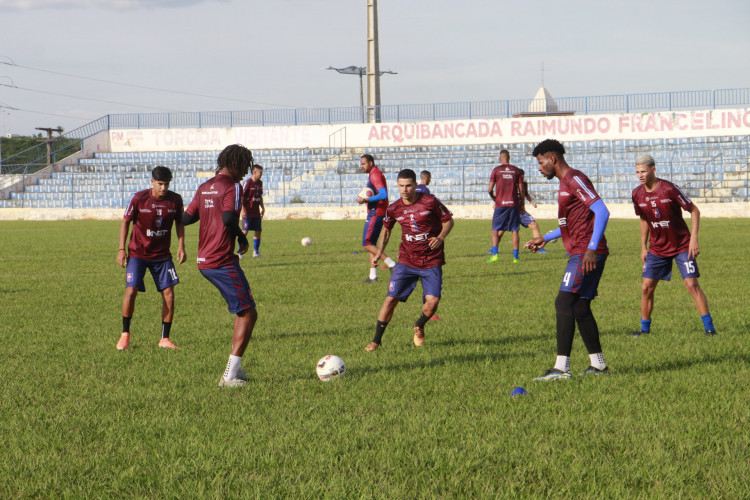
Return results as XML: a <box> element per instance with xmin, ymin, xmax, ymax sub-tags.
<box><xmin>326</xmin><ymin>66</ymin><xmax>397</xmax><ymax>123</ymax></box>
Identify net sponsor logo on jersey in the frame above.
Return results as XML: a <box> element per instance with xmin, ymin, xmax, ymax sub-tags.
<box><xmin>651</xmin><ymin>220</ymin><xmax>671</xmax><ymax>229</ymax></box>
<box><xmin>405</xmin><ymin>233</ymin><xmax>430</xmax><ymax>242</ymax></box>
<box><xmin>146</xmin><ymin>228</ymin><xmax>169</xmax><ymax>237</ymax></box>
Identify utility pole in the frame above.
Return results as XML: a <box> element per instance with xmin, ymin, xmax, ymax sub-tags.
<box><xmin>366</xmin><ymin>0</ymin><xmax>381</xmax><ymax>123</ymax></box>
<box><xmin>36</xmin><ymin>127</ymin><xmax>64</xmax><ymax>167</ymax></box>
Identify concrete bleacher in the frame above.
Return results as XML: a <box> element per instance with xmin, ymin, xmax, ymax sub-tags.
<box><xmin>1</xmin><ymin>137</ymin><xmax>748</xmax><ymax>209</ymax></box>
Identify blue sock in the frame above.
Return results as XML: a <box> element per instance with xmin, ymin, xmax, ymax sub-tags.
<box><xmin>700</xmin><ymin>313</ymin><xmax>715</xmax><ymax>331</ymax></box>
<box><xmin>640</xmin><ymin>318</ymin><xmax>651</xmax><ymax>333</ymax></box>
<box><xmin>513</xmin><ymin>249</ymin><xmax>519</xmax><ymax>259</ymax></box>
<box><xmin>253</xmin><ymin>238</ymin><xmax>260</xmax><ymax>253</ymax></box>
<box><xmin>491</xmin><ymin>246</ymin><xmax>498</xmax><ymax>255</ymax></box>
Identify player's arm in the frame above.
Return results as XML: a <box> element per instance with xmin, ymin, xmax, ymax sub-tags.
<box><xmin>517</xmin><ymin>177</ymin><xmax>526</xmax><ymax>212</ymax></box>
<box><xmin>487</xmin><ymin>179</ymin><xmax>496</xmax><ymax>201</ymax></box>
<box><xmin>222</xmin><ymin>211</ymin><xmax>249</xmax><ymax>255</ymax></box>
<box><xmin>583</xmin><ymin>198</ymin><xmax>610</xmax><ymax>274</ymax></box>
<box><xmin>524</xmin><ymin>181</ymin><xmax>537</xmax><ymax>208</ymax></box>
<box><xmin>175</xmin><ymin>217</ymin><xmax>186</xmax><ymax>265</ymax></box>
<box><xmin>371</xmin><ymin>224</ymin><xmax>391</xmax><ymax>266</ymax></box>
<box><xmin>182</xmin><ymin>211</ymin><xmax>199</xmax><ymax>226</ymax></box>
<box><xmin>686</xmin><ymin>204</ymin><xmax>701</xmax><ymax>259</ymax></box>
<box><xmin>639</xmin><ymin>217</ymin><xmax>650</xmax><ymax>263</ymax></box>
<box><xmin>525</xmin><ymin>227</ymin><xmax>558</xmax><ymax>253</ymax></box>
<box><xmin>367</xmin><ymin>187</ymin><xmax>387</xmax><ymax>202</ymax></box>
<box><xmin>117</xmin><ymin>218</ymin><xmax>131</xmax><ymax>268</ymax></box>
<box><xmin>259</xmin><ymin>196</ymin><xmax>265</xmax><ymax>219</ymax></box>
<box><xmin>428</xmin><ymin>217</ymin><xmax>454</xmax><ymax>250</ymax></box>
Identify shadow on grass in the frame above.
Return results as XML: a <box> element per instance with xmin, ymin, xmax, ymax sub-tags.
<box><xmin>616</xmin><ymin>351</ymin><xmax>750</xmax><ymax>375</ymax></box>
<box><xmin>430</xmin><ymin>332</ymin><xmax>550</xmax><ymax>347</ymax></box>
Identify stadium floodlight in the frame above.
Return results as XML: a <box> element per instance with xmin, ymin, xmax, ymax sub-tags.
<box><xmin>325</xmin><ymin>66</ymin><xmax>397</xmax><ymax>116</ymax></box>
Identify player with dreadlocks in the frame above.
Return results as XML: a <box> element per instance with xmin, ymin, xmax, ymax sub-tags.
<box><xmin>183</xmin><ymin>144</ymin><xmax>258</xmax><ymax>388</ymax></box>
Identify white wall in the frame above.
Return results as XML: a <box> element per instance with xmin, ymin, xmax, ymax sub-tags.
<box><xmin>109</xmin><ymin>108</ymin><xmax>750</xmax><ymax>152</ymax></box>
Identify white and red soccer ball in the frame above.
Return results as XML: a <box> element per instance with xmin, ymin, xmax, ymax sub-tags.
<box><xmin>358</xmin><ymin>187</ymin><xmax>374</xmax><ymax>199</ymax></box>
<box><xmin>301</xmin><ymin>237</ymin><xmax>312</xmax><ymax>246</ymax></box>
<box><xmin>316</xmin><ymin>355</ymin><xmax>346</xmax><ymax>381</ymax></box>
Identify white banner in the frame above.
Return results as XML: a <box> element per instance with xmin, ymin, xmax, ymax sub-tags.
<box><xmin>109</xmin><ymin>108</ymin><xmax>750</xmax><ymax>152</ymax></box>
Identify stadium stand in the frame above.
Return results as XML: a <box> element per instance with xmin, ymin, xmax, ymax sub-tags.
<box><xmin>1</xmin><ymin>135</ymin><xmax>747</xmax><ymax>209</ymax></box>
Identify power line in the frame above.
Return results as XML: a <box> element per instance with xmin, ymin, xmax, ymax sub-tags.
<box><xmin>0</xmin><ymin>82</ymin><xmax>181</xmax><ymax>112</ymax></box>
<box><xmin>0</xmin><ymin>59</ymin><xmax>300</xmax><ymax>109</ymax></box>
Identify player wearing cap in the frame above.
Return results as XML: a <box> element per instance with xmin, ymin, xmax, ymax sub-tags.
<box><xmin>631</xmin><ymin>154</ymin><xmax>716</xmax><ymax>337</ymax></box>
<box><xmin>365</xmin><ymin>168</ymin><xmax>454</xmax><ymax>351</ymax></box>
<box><xmin>183</xmin><ymin>144</ymin><xmax>257</xmax><ymax>388</ymax></box>
<box><xmin>357</xmin><ymin>154</ymin><xmax>397</xmax><ymax>282</ymax></box>
<box><xmin>116</xmin><ymin>166</ymin><xmax>185</xmax><ymax>350</ymax></box>
<box><xmin>525</xmin><ymin>139</ymin><xmax>610</xmax><ymax>380</ymax></box>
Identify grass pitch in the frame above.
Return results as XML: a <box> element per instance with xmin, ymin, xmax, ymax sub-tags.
<box><xmin>1</xmin><ymin>218</ymin><xmax>748</xmax><ymax>498</ymax></box>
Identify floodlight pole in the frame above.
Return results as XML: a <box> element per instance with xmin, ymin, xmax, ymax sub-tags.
<box><xmin>366</xmin><ymin>0</ymin><xmax>380</xmax><ymax>123</ymax></box>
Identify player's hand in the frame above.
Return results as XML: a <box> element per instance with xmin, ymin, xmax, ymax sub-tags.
<box><xmin>524</xmin><ymin>237</ymin><xmax>546</xmax><ymax>253</ymax></box>
<box><xmin>582</xmin><ymin>249</ymin><xmax>597</xmax><ymax>275</ymax></box>
<box><xmin>532</xmin><ymin>201</ymin><xmax>538</xmax><ymax>208</ymax></box>
<box><xmin>640</xmin><ymin>248</ymin><xmax>648</xmax><ymax>264</ymax></box>
<box><xmin>370</xmin><ymin>252</ymin><xmax>382</xmax><ymax>267</ymax></box>
<box><xmin>688</xmin><ymin>239</ymin><xmax>700</xmax><ymax>259</ymax></box>
<box><xmin>117</xmin><ymin>249</ymin><xmax>127</xmax><ymax>268</ymax></box>
<box><xmin>428</xmin><ymin>236</ymin><xmax>444</xmax><ymax>250</ymax></box>
<box><xmin>356</xmin><ymin>196</ymin><xmax>367</xmax><ymax>204</ymax></box>
<box><xmin>177</xmin><ymin>247</ymin><xmax>186</xmax><ymax>265</ymax></box>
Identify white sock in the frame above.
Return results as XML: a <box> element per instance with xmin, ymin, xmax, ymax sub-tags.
<box><xmin>369</xmin><ymin>267</ymin><xmax>377</xmax><ymax>280</ymax></box>
<box><xmin>554</xmin><ymin>355</ymin><xmax>570</xmax><ymax>372</ymax></box>
<box><xmin>223</xmin><ymin>355</ymin><xmax>242</xmax><ymax>381</ymax></box>
<box><xmin>384</xmin><ymin>257</ymin><xmax>396</xmax><ymax>268</ymax></box>
<box><xmin>589</xmin><ymin>353</ymin><xmax>606</xmax><ymax>370</ymax></box>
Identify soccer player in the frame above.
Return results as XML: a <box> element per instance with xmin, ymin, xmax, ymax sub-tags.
<box><xmin>519</xmin><ymin>178</ymin><xmax>548</xmax><ymax>254</ymax></box>
<box><xmin>487</xmin><ymin>150</ymin><xmax>524</xmax><ymax>263</ymax></box>
<box><xmin>182</xmin><ymin>144</ymin><xmax>258</xmax><ymax>388</ymax></box>
<box><xmin>524</xmin><ymin>139</ymin><xmax>610</xmax><ymax>380</ymax></box>
<box><xmin>631</xmin><ymin>154</ymin><xmax>716</xmax><ymax>337</ymax></box>
<box><xmin>364</xmin><ymin>168</ymin><xmax>454</xmax><ymax>351</ymax></box>
<box><xmin>240</xmin><ymin>164</ymin><xmax>265</xmax><ymax>258</ymax></box>
<box><xmin>116</xmin><ymin>166</ymin><xmax>185</xmax><ymax>350</ymax></box>
<box><xmin>416</xmin><ymin>170</ymin><xmax>432</xmax><ymax>194</ymax></box>
<box><xmin>357</xmin><ymin>154</ymin><xmax>397</xmax><ymax>282</ymax></box>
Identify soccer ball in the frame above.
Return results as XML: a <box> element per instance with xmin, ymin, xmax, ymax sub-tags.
<box><xmin>358</xmin><ymin>187</ymin><xmax>374</xmax><ymax>199</ymax></box>
<box><xmin>301</xmin><ymin>237</ymin><xmax>312</xmax><ymax>246</ymax></box>
<box><xmin>316</xmin><ymin>355</ymin><xmax>346</xmax><ymax>381</ymax></box>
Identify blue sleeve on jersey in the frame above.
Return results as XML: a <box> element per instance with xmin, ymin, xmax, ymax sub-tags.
<box><xmin>543</xmin><ymin>227</ymin><xmax>561</xmax><ymax>243</ymax></box>
<box><xmin>368</xmin><ymin>187</ymin><xmax>387</xmax><ymax>202</ymax></box>
<box><xmin>588</xmin><ymin>198</ymin><xmax>610</xmax><ymax>250</ymax></box>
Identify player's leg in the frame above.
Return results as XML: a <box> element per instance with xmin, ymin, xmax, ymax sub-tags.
<box><xmin>119</xmin><ymin>257</ymin><xmax>147</xmax><ymax>350</ymax></box>
<box><xmin>201</xmin><ymin>262</ymin><xmax>256</xmax><ymax>386</ymax></box>
<box><xmin>533</xmin><ymin>290</ymin><xmax>576</xmax><ymax>381</ymax></box>
<box><xmin>366</xmin><ymin>264</ymin><xmax>418</xmax><ymax>351</ymax></box>
<box><xmin>362</xmin><ymin>215</ymin><xmax>394</xmax><ymax>282</ymax></box>
<box><xmin>412</xmin><ymin>266</ymin><xmax>443</xmax><ymax>347</ymax></box>
<box><xmin>571</xmin><ymin>254</ymin><xmax>608</xmax><ymax>374</ymax></box>
<box><xmin>675</xmin><ymin>252</ymin><xmax>715</xmax><ymax>335</ymax></box>
<box><xmin>250</xmin><ymin>217</ymin><xmax>263</xmax><ymax>257</ymax></box>
<box><xmin>636</xmin><ymin>278</ymin><xmax>659</xmax><ymax>336</ymax></box>
<box><xmin>152</xmin><ymin>258</ymin><xmax>180</xmax><ymax>348</ymax></box>
<box><xmin>488</xmin><ymin>208</ymin><xmax>502</xmax><ymax>260</ymax></box>
<box><xmin>512</xmin><ymin>230</ymin><xmax>520</xmax><ymax>262</ymax></box>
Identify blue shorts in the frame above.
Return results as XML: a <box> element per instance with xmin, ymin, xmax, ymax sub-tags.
<box><xmin>643</xmin><ymin>251</ymin><xmax>700</xmax><ymax>281</ymax></box>
<box><xmin>363</xmin><ymin>215</ymin><xmax>385</xmax><ymax>246</ymax></box>
<box><xmin>125</xmin><ymin>257</ymin><xmax>179</xmax><ymax>293</ymax></box>
<box><xmin>387</xmin><ymin>263</ymin><xmax>443</xmax><ymax>302</ymax></box>
<box><xmin>200</xmin><ymin>260</ymin><xmax>256</xmax><ymax>314</ymax></box>
<box><xmin>242</xmin><ymin>217</ymin><xmax>262</xmax><ymax>232</ymax></box>
<box><xmin>519</xmin><ymin>211</ymin><xmax>535</xmax><ymax>228</ymax></box>
<box><xmin>559</xmin><ymin>253</ymin><xmax>608</xmax><ymax>299</ymax></box>
<box><xmin>492</xmin><ymin>207</ymin><xmax>520</xmax><ymax>232</ymax></box>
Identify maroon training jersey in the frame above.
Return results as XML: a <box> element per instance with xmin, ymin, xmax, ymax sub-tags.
<box><xmin>242</xmin><ymin>178</ymin><xmax>263</xmax><ymax>218</ymax></box>
<box><xmin>558</xmin><ymin>168</ymin><xmax>609</xmax><ymax>256</ymax></box>
<box><xmin>383</xmin><ymin>193</ymin><xmax>453</xmax><ymax>269</ymax></box>
<box><xmin>632</xmin><ymin>179</ymin><xmax>693</xmax><ymax>257</ymax></box>
<box><xmin>185</xmin><ymin>173</ymin><xmax>242</xmax><ymax>270</ymax></box>
<box><xmin>124</xmin><ymin>189</ymin><xmax>183</xmax><ymax>261</ymax></box>
<box><xmin>489</xmin><ymin>164</ymin><xmax>524</xmax><ymax>208</ymax></box>
<box><xmin>367</xmin><ymin>166</ymin><xmax>389</xmax><ymax>216</ymax></box>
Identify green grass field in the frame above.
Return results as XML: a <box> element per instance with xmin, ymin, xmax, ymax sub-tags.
<box><xmin>1</xmin><ymin>218</ymin><xmax>748</xmax><ymax>498</ymax></box>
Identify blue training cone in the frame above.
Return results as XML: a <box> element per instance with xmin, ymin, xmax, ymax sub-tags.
<box><xmin>510</xmin><ymin>387</ymin><xmax>528</xmax><ymax>397</ymax></box>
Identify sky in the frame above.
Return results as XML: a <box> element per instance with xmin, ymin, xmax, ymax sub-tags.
<box><xmin>0</xmin><ymin>0</ymin><xmax>748</xmax><ymax>137</ymax></box>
